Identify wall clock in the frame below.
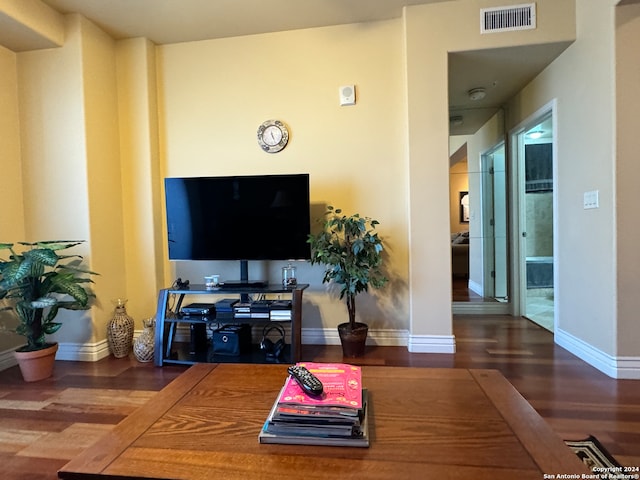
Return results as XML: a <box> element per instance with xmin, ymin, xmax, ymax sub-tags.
<box><xmin>257</xmin><ymin>119</ymin><xmax>289</xmax><ymax>153</ymax></box>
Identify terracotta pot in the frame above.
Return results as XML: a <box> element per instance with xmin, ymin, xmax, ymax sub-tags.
<box><xmin>14</xmin><ymin>343</ymin><xmax>59</xmax><ymax>382</ymax></box>
<box><xmin>337</xmin><ymin>322</ymin><xmax>368</xmax><ymax>357</ymax></box>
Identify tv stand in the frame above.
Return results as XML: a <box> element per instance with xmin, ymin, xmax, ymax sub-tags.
<box><xmin>219</xmin><ymin>280</ymin><xmax>267</xmax><ymax>289</ymax></box>
<box><xmin>154</xmin><ymin>283</ymin><xmax>308</xmax><ymax>366</ymax></box>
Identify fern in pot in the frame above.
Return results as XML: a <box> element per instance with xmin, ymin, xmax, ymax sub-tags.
<box><xmin>307</xmin><ymin>206</ymin><xmax>387</xmax><ymax>357</ymax></box>
<box><xmin>0</xmin><ymin>241</ymin><xmax>97</xmax><ymax>381</ymax></box>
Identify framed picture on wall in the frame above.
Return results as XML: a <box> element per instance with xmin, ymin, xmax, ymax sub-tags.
<box><xmin>459</xmin><ymin>191</ymin><xmax>469</xmax><ymax>223</ymax></box>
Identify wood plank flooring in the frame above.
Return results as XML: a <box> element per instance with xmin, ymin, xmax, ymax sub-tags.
<box><xmin>1</xmin><ymin>314</ymin><xmax>639</xmax><ymax>479</ymax></box>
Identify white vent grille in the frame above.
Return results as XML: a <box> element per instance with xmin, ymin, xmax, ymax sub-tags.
<box><xmin>481</xmin><ymin>3</ymin><xmax>536</xmax><ymax>34</ymax></box>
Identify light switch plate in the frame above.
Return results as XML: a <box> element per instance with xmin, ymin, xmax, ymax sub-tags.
<box><xmin>584</xmin><ymin>190</ymin><xmax>599</xmax><ymax>209</ymax></box>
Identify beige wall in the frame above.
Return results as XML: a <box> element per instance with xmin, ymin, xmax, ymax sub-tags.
<box><xmin>15</xmin><ymin>15</ymin><xmax>128</xmax><ymax>352</ymax></box>
<box><xmin>615</xmin><ymin>2</ymin><xmax>640</xmax><ymax>358</ymax></box>
<box><xmin>0</xmin><ymin>44</ymin><xmax>24</xmax><ymax>352</ymax></box>
<box><xmin>157</xmin><ymin>20</ymin><xmax>410</xmax><ymax>332</ymax></box>
<box><xmin>116</xmin><ymin>38</ymin><xmax>165</xmax><ymax>324</ymax></box>
<box><xmin>505</xmin><ymin>0</ymin><xmax>618</xmax><ymax>356</ymax></box>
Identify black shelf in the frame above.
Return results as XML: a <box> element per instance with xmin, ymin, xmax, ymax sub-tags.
<box><xmin>154</xmin><ymin>284</ymin><xmax>307</xmax><ymax>366</ymax></box>
<box><xmin>164</xmin><ymin>315</ymin><xmax>291</xmax><ymax>325</ymax></box>
<box><xmin>162</xmin><ymin>342</ymin><xmax>292</xmax><ymax>365</ymax></box>
<box><xmin>167</xmin><ymin>283</ymin><xmax>309</xmax><ymax>295</ymax></box>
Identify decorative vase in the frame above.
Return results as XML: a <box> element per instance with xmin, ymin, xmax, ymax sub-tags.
<box><xmin>14</xmin><ymin>343</ymin><xmax>59</xmax><ymax>382</ymax></box>
<box><xmin>133</xmin><ymin>317</ymin><xmax>155</xmax><ymax>363</ymax></box>
<box><xmin>338</xmin><ymin>322</ymin><xmax>368</xmax><ymax>357</ymax></box>
<box><xmin>107</xmin><ymin>299</ymin><xmax>134</xmax><ymax>358</ymax></box>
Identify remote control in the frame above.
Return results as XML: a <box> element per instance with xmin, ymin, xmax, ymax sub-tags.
<box><xmin>287</xmin><ymin>365</ymin><xmax>324</xmax><ymax>397</ymax></box>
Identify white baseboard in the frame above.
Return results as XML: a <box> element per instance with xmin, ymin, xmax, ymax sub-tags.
<box><xmin>56</xmin><ymin>339</ymin><xmax>112</xmax><ymax>362</ymax></box>
<box><xmin>555</xmin><ymin>327</ymin><xmax>640</xmax><ymax>379</ymax></box>
<box><xmin>0</xmin><ymin>347</ymin><xmax>18</xmax><ymax>371</ymax></box>
<box><xmin>468</xmin><ymin>279</ymin><xmax>483</xmax><ymax>297</ymax></box>
<box><xmin>452</xmin><ymin>302</ymin><xmax>511</xmax><ymax>315</ymax></box>
<box><xmin>0</xmin><ymin>342</ymin><xmax>111</xmax><ymax>369</ymax></box>
<box><xmin>302</xmin><ymin>328</ymin><xmax>409</xmax><ymax>347</ymax></box>
<box><xmin>408</xmin><ymin>334</ymin><xmax>456</xmax><ymax>354</ymax></box>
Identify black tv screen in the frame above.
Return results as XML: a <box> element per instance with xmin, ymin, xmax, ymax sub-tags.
<box><xmin>164</xmin><ymin>174</ymin><xmax>311</xmax><ymax>261</ymax></box>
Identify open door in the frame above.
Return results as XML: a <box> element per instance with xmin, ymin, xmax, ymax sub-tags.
<box><xmin>513</xmin><ymin>108</ymin><xmax>555</xmax><ymax>331</ymax></box>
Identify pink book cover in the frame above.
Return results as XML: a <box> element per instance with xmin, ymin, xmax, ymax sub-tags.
<box><xmin>279</xmin><ymin>363</ymin><xmax>362</xmax><ymax>409</ymax></box>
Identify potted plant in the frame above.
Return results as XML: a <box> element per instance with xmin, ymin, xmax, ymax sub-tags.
<box><xmin>0</xmin><ymin>241</ymin><xmax>97</xmax><ymax>381</ymax></box>
<box><xmin>308</xmin><ymin>206</ymin><xmax>387</xmax><ymax>357</ymax></box>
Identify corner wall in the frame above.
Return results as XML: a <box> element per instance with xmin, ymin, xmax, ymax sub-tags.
<box><xmin>16</xmin><ymin>14</ymin><xmax>128</xmax><ymax>358</ymax></box>
<box><xmin>615</xmin><ymin>2</ymin><xmax>640</xmax><ymax>369</ymax></box>
<box><xmin>0</xmin><ymin>44</ymin><xmax>25</xmax><ymax>357</ymax></box>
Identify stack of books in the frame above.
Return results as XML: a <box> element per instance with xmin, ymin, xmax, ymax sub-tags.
<box><xmin>258</xmin><ymin>362</ymin><xmax>369</xmax><ymax>447</ymax></box>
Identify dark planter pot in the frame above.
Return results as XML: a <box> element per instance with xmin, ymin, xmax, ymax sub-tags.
<box><xmin>14</xmin><ymin>343</ymin><xmax>58</xmax><ymax>382</ymax></box>
<box><xmin>338</xmin><ymin>322</ymin><xmax>368</xmax><ymax>357</ymax></box>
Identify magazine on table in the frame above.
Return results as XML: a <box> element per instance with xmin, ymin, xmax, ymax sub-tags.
<box><xmin>277</xmin><ymin>362</ymin><xmax>363</xmax><ymax>411</ymax></box>
<box><xmin>258</xmin><ymin>362</ymin><xmax>369</xmax><ymax>447</ymax></box>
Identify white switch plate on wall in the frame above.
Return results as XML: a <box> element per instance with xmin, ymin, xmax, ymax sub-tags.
<box><xmin>584</xmin><ymin>190</ymin><xmax>599</xmax><ymax>209</ymax></box>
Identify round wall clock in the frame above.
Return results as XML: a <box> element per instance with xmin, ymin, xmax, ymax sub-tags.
<box><xmin>257</xmin><ymin>119</ymin><xmax>289</xmax><ymax>153</ymax></box>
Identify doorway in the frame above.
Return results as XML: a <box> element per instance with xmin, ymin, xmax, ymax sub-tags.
<box><xmin>481</xmin><ymin>143</ymin><xmax>508</xmax><ymax>302</ymax></box>
<box><xmin>513</xmin><ymin>108</ymin><xmax>555</xmax><ymax>331</ymax></box>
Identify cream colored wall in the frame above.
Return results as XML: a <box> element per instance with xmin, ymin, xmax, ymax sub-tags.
<box><xmin>403</xmin><ymin>0</ymin><xmax>575</xmax><ymax>340</ymax></box>
<box><xmin>16</xmin><ymin>14</ymin><xmax>127</xmax><ymax>349</ymax></box>
<box><xmin>116</xmin><ymin>38</ymin><xmax>165</xmax><ymax>324</ymax></box>
<box><xmin>17</xmin><ymin>15</ymin><xmax>94</xmax><ymax>345</ymax></box>
<box><xmin>0</xmin><ymin>46</ymin><xmax>24</xmax><ymax>239</ymax></box>
<box><xmin>157</xmin><ymin>20</ymin><xmax>410</xmax><ymax>331</ymax></box>
<box><xmin>615</xmin><ymin>2</ymin><xmax>640</xmax><ymax>358</ymax></box>
<box><xmin>505</xmin><ymin>0</ymin><xmax>617</xmax><ymax>356</ymax></box>
<box><xmin>0</xmin><ymin>0</ymin><xmax>64</xmax><ymax>49</ymax></box>
<box><xmin>0</xmin><ymin>44</ymin><xmax>24</xmax><ymax>352</ymax></box>
<box><xmin>79</xmin><ymin>15</ymin><xmax>131</xmax><ymax>345</ymax></box>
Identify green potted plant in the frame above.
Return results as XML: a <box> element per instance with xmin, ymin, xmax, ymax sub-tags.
<box><xmin>308</xmin><ymin>206</ymin><xmax>387</xmax><ymax>357</ymax></box>
<box><xmin>0</xmin><ymin>241</ymin><xmax>98</xmax><ymax>381</ymax></box>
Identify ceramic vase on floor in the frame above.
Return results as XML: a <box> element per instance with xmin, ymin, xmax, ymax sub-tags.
<box><xmin>107</xmin><ymin>299</ymin><xmax>134</xmax><ymax>358</ymax></box>
<box><xmin>133</xmin><ymin>317</ymin><xmax>155</xmax><ymax>362</ymax></box>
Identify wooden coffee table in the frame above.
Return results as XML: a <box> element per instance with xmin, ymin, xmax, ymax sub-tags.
<box><xmin>58</xmin><ymin>363</ymin><xmax>588</xmax><ymax>479</ymax></box>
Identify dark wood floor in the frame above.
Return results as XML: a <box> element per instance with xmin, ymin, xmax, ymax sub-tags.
<box><xmin>1</xmin><ymin>315</ymin><xmax>639</xmax><ymax>479</ymax></box>
<box><xmin>452</xmin><ymin>276</ymin><xmax>492</xmax><ymax>302</ymax></box>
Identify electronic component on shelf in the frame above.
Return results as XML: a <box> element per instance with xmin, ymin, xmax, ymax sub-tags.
<box><xmin>180</xmin><ymin>303</ymin><xmax>216</xmax><ymax>315</ymax></box>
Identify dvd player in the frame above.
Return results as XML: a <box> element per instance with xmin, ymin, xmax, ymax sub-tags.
<box><xmin>181</xmin><ymin>303</ymin><xmax>216</xmax><ymax>315</ymax></box>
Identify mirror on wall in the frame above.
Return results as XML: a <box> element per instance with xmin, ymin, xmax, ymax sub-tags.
<box><xmin>449</xmin><ymin>138</ymin><xmax>508</xmax><ymax>305</ymax></box>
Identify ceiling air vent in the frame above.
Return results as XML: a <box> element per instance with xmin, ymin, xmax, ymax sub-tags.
<box><xmin>481</xmin><ymin>3</ymin><xmax>536</xmax><ymax>34</ymax></box>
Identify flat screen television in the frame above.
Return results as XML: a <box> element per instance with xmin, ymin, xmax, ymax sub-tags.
<box><xmin>164</xmin><ymin>174</ymin><xmax>311</xmax><ymax>271</ymax></box>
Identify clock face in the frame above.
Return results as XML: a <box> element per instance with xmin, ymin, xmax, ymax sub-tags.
<box><xmin>257</xmin><ymin>120</ymin><xmax>289</xmax><ymax>153</ymax></box>
<box><xmin>263</xmin><ymin>125</ymin><xmax>283</xmax><ymax>146</ymax></box>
